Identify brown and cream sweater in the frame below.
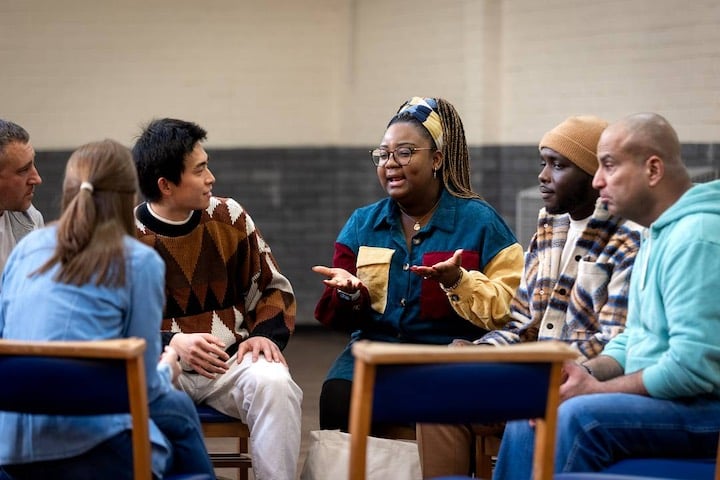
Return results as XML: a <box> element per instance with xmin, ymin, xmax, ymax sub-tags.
<box><xmin>135</xmin><ymin>196</ymin><xmax>296</xmax><ymax>352</ymax></box>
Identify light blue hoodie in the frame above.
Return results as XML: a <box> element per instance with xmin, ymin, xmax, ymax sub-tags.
<box><xmin>602</xmin><ymin>179</ymin><xmax>720</xmax><ymax>399</ymax></box>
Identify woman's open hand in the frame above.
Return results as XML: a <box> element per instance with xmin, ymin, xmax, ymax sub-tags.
<box><xmin>312</xmin><ymin>265</ymin><xmax>363</xmax><ymax>293</ymax></box>
<box><xmin>410</xmin><ymin>248</ymin><xmax>464</xmax><ymax>288</ymax></box>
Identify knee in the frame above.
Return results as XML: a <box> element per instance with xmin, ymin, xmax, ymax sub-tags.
<box><xmin>151</xmin><ymin>390</ymin><xmax>202</xmax><ymax>431</ymax></box>
<box><xmin>557</xmin><ymin>395</ymin><xmax>597</xmax><ymax>434</ymax></box>
<box><xmin>152</xmin><ymin>389</ymin><xmax>197</xmax><ymax>415</ymax></box>
<box><xmin>242</xmin><ymin>357</ymin><xmax>302</xmax><ymax>401</ymax></box>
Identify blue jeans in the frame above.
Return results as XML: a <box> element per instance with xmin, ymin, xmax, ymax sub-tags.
<box><xmin>149</xmin><ymin>388</ymin><xmax>214</xmax><ymax>476</ymax></box>
<box><xmin>1</xmin><ymin>389</ymin><xmax>213</xmax><ymax>480</ymax></box>
<box><xmin>1</xmin><ymin>431</ymin><xmax>138</xmax><ymax>480</ymax></box>
<box><xmin>493</xmin><ymin>393</ymin><xmax>720</xmax><ymax>479</ymax></box>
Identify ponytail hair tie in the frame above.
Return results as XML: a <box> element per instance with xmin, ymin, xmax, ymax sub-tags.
<box><xmin>80</xmin><ymin>181</ymin><xmax>94</xmax><ymax>193</ymax></box>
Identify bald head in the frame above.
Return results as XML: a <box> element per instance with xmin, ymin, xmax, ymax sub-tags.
<box><xmin>613</xmin><ymin>113</ymin><xmax>684</xmax><ymax>174</ymax></box>
<box><xmin>594</xmin><ymin>113</ymin><xmax>692</xmax><ymax>226</ymax></box>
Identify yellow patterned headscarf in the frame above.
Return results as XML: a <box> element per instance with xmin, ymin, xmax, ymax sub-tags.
<box><xmin>394</xmin><ymin>97</ymin><xmax>444</xmax><ymax>150</ymax></box>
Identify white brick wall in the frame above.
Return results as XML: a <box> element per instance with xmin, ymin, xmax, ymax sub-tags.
<box><xmin>1</xmin><ymin>0</ymin><xmax>718</xmax><ymax>149</ymax></box>
<box><xmin>0</xmin><ymin>0</ymin><xmax>349</xmax><ymax>148</ymax></box>
<box><xmin>500</xmin><ymin>0</ymin><xmax>720</xmax><ymax>143</ymax></box>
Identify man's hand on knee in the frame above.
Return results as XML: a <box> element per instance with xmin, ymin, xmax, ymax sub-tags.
<box><xmin>170</xmin><ymin>333</ymin><xmax>230</xmax><ymax>378</ymax></box>
<box><xmin>237</xmin><ymin>336</ymin><xmax>287</xmax><ymax>366</ymax></box>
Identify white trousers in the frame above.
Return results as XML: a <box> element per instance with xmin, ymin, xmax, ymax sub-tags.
<box><xmin>178</xmin><ymin>352</ymin><xmax>303</xmax><ymax>480</ymax></box>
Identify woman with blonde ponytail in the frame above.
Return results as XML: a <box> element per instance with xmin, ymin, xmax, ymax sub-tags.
<box><xmin>37</xmin><ymin>139</ymin><xmax>138</xmax><ymax>287</ymax></box>
<box><xmin>0</xmin><ymin>140</ymin><xmax>213</xmax><ymax>479</ymax></box>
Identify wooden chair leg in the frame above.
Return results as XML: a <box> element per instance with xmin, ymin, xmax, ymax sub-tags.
<box><xmin>198</xmin><ymin>408</ymin><xmax>252</xmax><ymax>480</ymax></box>
<box><xmin>238</xmin><ymin>436</ymin><xmax>249</xmax><ymax>480</ymax></box>
<box><xmin>475</xmin><ymin>434</ymin><xmax>502</xmax><ymax>479</ymax></box>
<box><xmin>474</xmin><ymin>423</ymin><xmax>504</xmax><ymax>479</ymax></box>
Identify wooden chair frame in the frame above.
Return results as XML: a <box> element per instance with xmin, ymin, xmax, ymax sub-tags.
<box><xmin>0</xmin><ymin>338</ymin><xmax>152</xmax><ymax>480</ymax></box>
<box><xmin>197</xmin><ymin>406</ymin><xmax>252</xmax><ymax>480</ymax></box>
<box><xmin>347</xmin><ymin>340</ymin><xmax>577</xmax><ymax>480</ymax></box>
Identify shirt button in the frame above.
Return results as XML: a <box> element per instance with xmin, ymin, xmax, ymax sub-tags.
<box><xmin>403</xmin><ymin>263</ymin><xmax>410</xmax><ymax>271</ymax></box>
<box><xmin>546</xmin><ymin>323</ymin><xmax>554</xmax><ymax>329</ymax></box>
<box><xmin>575</xmin><ymin>255</ymin><xmax>582</xmax><ymax>261</ymax></box>
<box><xmin>558</xmin><ymin>288</ymin><xmax>567</xmax><ymax>295</ymax></box>
<box><xmin>450</xmin><ymin>294</ymin><xmax>460</xmax><ymax>302</ymax></box>
<box><xmin>539</xmin><ymin>289</ymin><xmax>544</xmax><ymax>295</ymax></box>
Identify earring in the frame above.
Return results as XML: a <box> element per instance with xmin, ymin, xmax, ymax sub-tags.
<box><xmin>433</xmin><ymin>168</ymin><xmax>437</xmax><ymax>179</ymax></box>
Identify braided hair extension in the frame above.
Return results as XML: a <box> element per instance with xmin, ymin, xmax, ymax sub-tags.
<box><xmin>435</xmin><ymin>98</ymin><xmax>482</xmax><ymax>200</ymax></box>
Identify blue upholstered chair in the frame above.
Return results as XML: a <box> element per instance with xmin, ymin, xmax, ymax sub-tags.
<box><xmin>346</xmin><ymin>340</ymin><xmax>577</xmax><ymax>480</ymax></box>
<box><xmin>553</xmin><ymin>449</ymin><xmax>718</xmax><ymax>480</ymax></box>
<box><xmin>0</xmin><ymin>337</ymin><xmax>212</xmax><ymax>480</ymax></box>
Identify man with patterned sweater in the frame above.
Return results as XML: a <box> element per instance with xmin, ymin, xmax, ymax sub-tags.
<box><xmin>418</xmin><ymin>115</ymin><xmax>643</xmax><ymax>478</ymax></box>
<box><xmin>133</xmin><ymin>118</ymin><xmax>302</xmax><ymax>480</ymax></box>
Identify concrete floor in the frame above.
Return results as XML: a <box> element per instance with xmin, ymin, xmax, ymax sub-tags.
<box><xmin>208</xmin><ymin>326</ymin><xmax>349</xmax><ymax>480</ymax></box>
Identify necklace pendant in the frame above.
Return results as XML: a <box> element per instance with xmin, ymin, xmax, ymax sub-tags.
<box><xmin>413</xmin><ymin>222</ymin><xmax>421</xmax><ymax>231</ymax></box>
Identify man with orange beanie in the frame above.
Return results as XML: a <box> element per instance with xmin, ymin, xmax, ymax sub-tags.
<box><xmin>417</xmin><ymin>116</ymin><xmax>643</xmax><ymax>478</ymax></box>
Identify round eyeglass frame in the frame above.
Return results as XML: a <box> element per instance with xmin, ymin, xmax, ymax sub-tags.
<box><xmin>369</xmin><ymin>147</ymin><xmax>435</xmax><ymax>167</ymax></box>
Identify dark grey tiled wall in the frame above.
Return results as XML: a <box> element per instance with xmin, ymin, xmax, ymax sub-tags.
<box><xmin>32</xmin><ymin>144</ymin><xmax>720</xmax><ymax>325</ymax></box>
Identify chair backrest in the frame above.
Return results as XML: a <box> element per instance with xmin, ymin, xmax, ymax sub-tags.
<box><xmin>348</xmin><ymin>340</ymin><xmax>577</xmax><ymax>480</ymax></box>
<box><xmin>0</xmin><ymin>337</ymin><xmax>151</xmax><ymax>480</ymax></box>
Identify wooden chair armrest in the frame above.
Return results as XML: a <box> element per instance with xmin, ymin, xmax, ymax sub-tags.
<box><xmin>0</xmin><ymin>337</ymin><xmax>146</xmax><ymax>359</ymax></box>
<box><xmin>351</xmin><ymin>340</ymin><xmax>577</xmax><ymax>365</ymax></box>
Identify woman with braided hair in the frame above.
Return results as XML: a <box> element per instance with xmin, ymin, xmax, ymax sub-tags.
<box><xmin>312</xmin><ymin>97</ymin><xmax>524</xmax><ymax>431</ymax></box>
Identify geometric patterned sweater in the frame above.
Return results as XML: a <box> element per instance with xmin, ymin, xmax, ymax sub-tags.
<box><xmin>135</xmin><ymin>196</ymin><xmax>296</xmax><ymax>353</ymax></box>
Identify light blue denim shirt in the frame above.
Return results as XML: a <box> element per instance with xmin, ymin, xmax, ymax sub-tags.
<box><xmin>0</xmin><ymin>226</ymin><xmax>171</xmax><ymax>475</ymax></box>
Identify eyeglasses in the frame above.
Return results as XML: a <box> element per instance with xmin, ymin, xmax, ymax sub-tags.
<box><xmin>369</xmin><ymin>147</ymin><xmax>435</xmax><ymax>167</ymax></box>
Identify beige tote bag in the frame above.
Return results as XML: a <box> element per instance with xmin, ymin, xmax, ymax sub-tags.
<box><xmin>300</xmin><ymin>429</ymin><xmax>422</xmax><ymax>480</ymax></box>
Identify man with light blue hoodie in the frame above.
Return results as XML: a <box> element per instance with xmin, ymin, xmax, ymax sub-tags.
<box><xmin>493</xmin><ymin>112</ymin><xmax>720</xmax><ymax>478</ymax></box>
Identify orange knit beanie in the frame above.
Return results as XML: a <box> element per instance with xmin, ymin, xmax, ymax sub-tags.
<box><xmin>539</xmin><ymin>115</ymin><xmax>609</xmax><ymax>175</ymax></box>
